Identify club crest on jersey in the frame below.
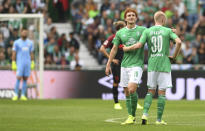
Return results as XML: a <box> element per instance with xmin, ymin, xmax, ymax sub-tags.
<box><xmin>22</xmin><ymin>47</ymin><xmax>29</xmax><ymax>51</ymax></box>
<box><xmin>136</xmin><ymin>32</ymin><xmax>140</xmax><ymax>36</ymax></box>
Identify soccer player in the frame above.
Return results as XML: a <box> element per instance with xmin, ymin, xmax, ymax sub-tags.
<box><xmin>100</xmin><ymin>21</ymin><xmax>125</xmax><ymax>110</ymax></box>
<box><xmin>105</xmin><ymin>8</ymin><xmax>146</xmax><ymax>125</ymax></box>
<box><xmin>123</xmin><ymin>11</ymin><xmax>182</xmax><ymax>125</ymax></box>
<box><xmin>11</xmin><ymin>28</ymin><xmax>35</xmax><ymax>101</ymax></box>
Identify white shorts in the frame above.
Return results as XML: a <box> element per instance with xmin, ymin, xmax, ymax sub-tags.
<box><xmin>147</xmin><ymin>71</ymin><xmax>172</xmax><ymax>91</ymax></box>
<box><xmin>119</xmin><ymin>66</ymin><xmax>143</xmax><ymax>87</ymax></box>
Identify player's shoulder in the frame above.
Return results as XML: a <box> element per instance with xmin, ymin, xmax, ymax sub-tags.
<box><xmin>14</xmin><ymin>38</ymin><xmax>21</xmax><ymax>44</ymax></box>
<box><xmin>137</xmin><ymin>26</ymin><xmax>147</xmax><ymax>30</ymax></box>
<box><xmin>161</xmin><ymin>26</ymin><xmax>172</xmax><ymax>32</ymax></box>
<box><xmin>26</xmin><ymin>39</ymin><xmax>34</xmax><ymax>44</ymax></box>
<box><xmin>117</xmin><ymin>27</ymin><xmax>126</xmax><ymax>33</ymax></box>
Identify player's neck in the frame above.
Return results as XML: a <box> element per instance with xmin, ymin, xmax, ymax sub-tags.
<box><xmin>21</xmin><ymin>37</ymin><xmax>27</xmax><ymax>41</ymax></box>
<box><xmin>126</xmin><ymin>23</ymin><xmax>136</xmax><ymax>29</ymax></box>
<box><xmin>155</xmin><ymin>23</ymin><xmax>163</xmax><ymax>26</ymax></box>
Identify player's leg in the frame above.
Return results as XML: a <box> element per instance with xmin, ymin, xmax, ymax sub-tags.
<box><xmin>74</xmin><ymin>49</ymin><xmax>81</xmax><ymax>68</ymax></box>
<box><xmin>120</xmin><ymin>67</ymin><xmax>135</xmax><ymax>125</ymax></box>
<box><xmin>20</xmin><ymin>76</ymin><xmax>28</xmax><ymax>101</ymax></box>
<box><xmin>112</xmin><ymin>64</ymin><xmax>122</xmax><ymax>109</ymax></box>
<box><xmin>155</xmin><ymin>72</ymin><xmax>172</xmax><ymax>125</ymax></box>
<box><xmin>121</xmin><ymin>87</ymin><xmax>136</xmax><ymax>125</ymax></box>
<box><xmin>12</xmin><ymin>65</ymin><xmax>23</xmax><ymax>101</ymax></box>
<box><xmin>142</xmin><ymin>71</ymin><xmax>158</xmax><ymax>125</ymax></box>
<box><xmin>20</xmin><ymin>65</ymin><xmax>31</xmax><ymax>101</ymax></box>
<box><xmin>12</xmin><ymin>76</ymin><xmax>21</xmax><ymax>101</ymax></box>
<box><xmin>128</xmin><ymin>67</ymin><xmax>143</xmax><ymax>118</ymax></box>
<box><xmin>156</xmin><ymin>89</ymin><xmax>167</xmax><ymax>125</ymax></box>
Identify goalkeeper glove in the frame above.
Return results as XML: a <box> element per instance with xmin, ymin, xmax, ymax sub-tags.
<box><xmin>11</xmin><ymin>61</ymin><xmax>17</xmax><ymax>70</ymax></box>
<box><xmin>31</xmin><ymin>60</ymin><xmax>35</xmax><ymax>70</ymax></box>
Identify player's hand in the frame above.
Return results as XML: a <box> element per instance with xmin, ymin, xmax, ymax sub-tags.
<box><xmin>112</xmin><ymin>59</ymin><xmax>119</xmax><ymax>65</ymax></box>
<box><xmin>31</xmin><ymin>60</ymin><xmax>35</xmax><ymax>70</ymax></box>
<box><xmin>105</xmin><ymin>64</ymin><xmax>112</xmax><ymax>76</ymax></box>
<box><xmin>171</xmin><ymin>27</ymin><xmax>179</xmax><ymax>35</ymax></box>
<box><xmin>168</xmin><ymin>56</ymin><xmax>176</xmax><ymax>64</ymax></box>
<box><xmin>11</xmin><ymin>61</ymin><xmax>17</xmax><ymax>70</ymax></box>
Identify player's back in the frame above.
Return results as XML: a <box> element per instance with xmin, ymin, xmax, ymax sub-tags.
<box><xmin>13</xmin><ymin>38</ymin><xmax>33</xmax><ymax>66</ymax></box>
<box><xmin>145</xmin><ymin>26</ymin><xmax>177</xmax><ymax>72</ymax></box>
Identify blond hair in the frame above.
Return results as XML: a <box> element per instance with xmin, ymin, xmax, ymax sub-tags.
<box><xmin>154</xmin><ymin>11</ymin><xmax>167</xmax><ymax>24</ymax></box>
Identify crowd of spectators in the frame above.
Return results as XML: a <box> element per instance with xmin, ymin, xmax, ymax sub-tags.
<box><xmin>71</xmin><ymin>0</ymin><xmax>205</xmax><ymax>65</ymax></box>
<box><xmin>0</xmin><ymin>0</ymin><xmax>80</xmax><ymax>69</ymax></box>
<box><xmin>0</xmin><ymin>0</ymin><xmax>205</xmax><ymax>70</ymax></box>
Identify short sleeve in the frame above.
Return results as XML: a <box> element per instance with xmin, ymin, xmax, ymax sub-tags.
<box><xmin>139</xmin><ymin>29</ymin><xmax>148</xmax><ymax>45</ymax></box>
<box><xmin>113</xmin><ymin>31</ymin><xmax>121</xmax><ymax>46</ymax></box>
<box><xmin>12</xmin><ymin>40</ymin><xmax>17</xmax><ymax>51</ymax></box>
<box><xmin>170</xmin><ymin>29</ymin><xmax>178</xmax><ymax>41</ymax></box>
<box><xmin>104</xmin><ymin>34</ymin><xmax>115</xmax><ymax>48</ymax></box>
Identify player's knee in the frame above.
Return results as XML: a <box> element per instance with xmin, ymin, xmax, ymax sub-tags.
<box><xmin>158</xmin><ymin>89</ymin><xmax>166</xmax><ymax>96</ymax></box>
<box><xmin>113</xmin><ymin>82</ymin><xmax>119</xmax><ymax>87</ymax></box>
<box><xmin>124</xmin><ymin>87</ymin><xmax>129</xmax><ymax>96</ymax></box>
<box><xmin>148</xmin><ymin>89</ymin><xmax>155</xmax><ymax>95</ymax></box>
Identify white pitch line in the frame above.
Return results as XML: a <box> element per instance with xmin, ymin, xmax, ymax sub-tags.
<box><xmin>105</xmin><ymin>114</ymin><xmax>205</xmax><ymax>126</ymax></box>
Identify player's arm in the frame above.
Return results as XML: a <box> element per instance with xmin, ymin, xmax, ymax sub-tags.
<box><xmin>100</xmin><ymin>40</ymin><xmax>119</xmax><ymax>65</ymax></box>
<box><xmin>99</xmin><ymin>40</ymin><xmax>110</xmax><ymax>59</ymax></box>
<box><xmin>30</xmin><ymin>42</ymin><xmax>35</xmax><ymax>70</ymax></box>
<box><xmin>105</xmin><ymin>44</ymin><xmax>118</xmax><ymax>76</ymax></box>
<box><xmin>123</xmin><ymin>29</ymin><xmax>147</xmax><ymax>52</ymax></box>
<box><xmin>172</xmin><ymin>38</ymin><xmax>182</xmax><ymax>59</ymax></box>
<box><xmin>123</xmin><ymin>42</ymin><xmax>143</xmax><ymax>52</ymax></box>
<box><xmin>169</xmin><ymin>31</ymin><xmax>182</xmax><ymax>61</ymax></box>
<box><xmin>11</xmin><ymin>42</ymin><xmax>17</xmax><ymax>70</ymax></box>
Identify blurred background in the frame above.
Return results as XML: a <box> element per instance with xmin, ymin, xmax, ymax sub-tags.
<box><xmin>0</xmin><ymin>0</ymin><xmax>204</xmax><ymax>100</ymax></box>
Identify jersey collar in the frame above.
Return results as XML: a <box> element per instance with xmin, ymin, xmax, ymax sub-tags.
<box><xmin>126</xmin><ymin>25</ymin><xmax>137</xmax><ymax>30</ymax></box>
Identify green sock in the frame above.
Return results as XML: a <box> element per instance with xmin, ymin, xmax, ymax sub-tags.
<box><xmin>126</xmin><ymin>95</ymin><xmax>132</xmax><ymax>116</ymax></box>
<box><xmin>157</xmin><ymin>95</ymin><xmax>166</xmax><ymax>121</ymax></box>
<box><xmin>143</xmin><ymin>92</ymin><xmax>153</xmax><ymax>115</ymax></box>
<box><xmin>130</xmin><ymin>92</ymin><xmax>138</xmax><ymax>117</ymax></box>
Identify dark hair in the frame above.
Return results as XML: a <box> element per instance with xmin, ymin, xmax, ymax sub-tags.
<box><xmin>69</xmin><ymin>32</ymin><xmax>74</xmax><ymax>35</ymax></box>
<box><xmin>113</xmin><ymin>21</ymin><xmax>125</xmax><ymax>31</ymax></box>
<box><xmin>21</xmin><ymin>28</ymin><xmax>28</xmax><ymax>31</ymax></box>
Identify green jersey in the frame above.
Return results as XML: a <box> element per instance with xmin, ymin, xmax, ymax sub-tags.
<box><xmin>113</xmin><ymin>26</ymin><xmax>146</xmax><ymax>68</ymax></box>
<box><xmin>139</xmin><ymin>26</ymin><xmax>178</xmax><ymax>72</ymax></box>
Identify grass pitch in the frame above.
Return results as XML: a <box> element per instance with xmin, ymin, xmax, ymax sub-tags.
<box><xmin>0</xmin><ymin>99</ymin><xmax>205</xmax><ymax>131</ymax></box>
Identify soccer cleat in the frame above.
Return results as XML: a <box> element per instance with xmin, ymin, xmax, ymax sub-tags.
<box><xmin>20</xmin><ymin>95</ymin><xmax>28</xmax><ymax>101</ymax></box>
<box><xmin>114</xmin><ymin>103</ymin><xmax>122</xmax><ymax>110</ymax></box>
<box><xmin>155</xmin><ymin>120</ymin><xmax>167</xmax><ymax>125</ymax></box>
<box><xmin>121</xmin><ymin>115</ymin><xmax>135</xmax><ymax>125</ymax></box>
<box><xmin>137</xmin><ymin>103</ymin><xmax>143</xmax><ymax>109</ymax></box>
<box><xmin>141</xmin><ymin>114</ymin><xmax>148</xmax><ymax>125</ymax></box>
<box><xmin>12</xmin><ymin>95</ymin><xmax>18</xmax><ymax>101</ymax></box>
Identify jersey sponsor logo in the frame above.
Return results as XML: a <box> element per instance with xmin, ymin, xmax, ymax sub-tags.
<box><xmin>22</xmin><ymin>47</ymin><xmax>29</xmax><ymax>51</ymax></box>
<box><xmin>151</xmin><ymin>53</ymin><xmax>164</xmax><ymax>57</ymax></box>
<box><xmin>126</xmin><ymin>38</ymin><xmax>137</xmax><ymax>46</ymax></box>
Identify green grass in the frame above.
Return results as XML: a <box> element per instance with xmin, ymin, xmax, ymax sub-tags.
<box><xmin>0</xmin><ymin>99</ymin><xmax>205</xmax><ymax>131</ymax></box>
